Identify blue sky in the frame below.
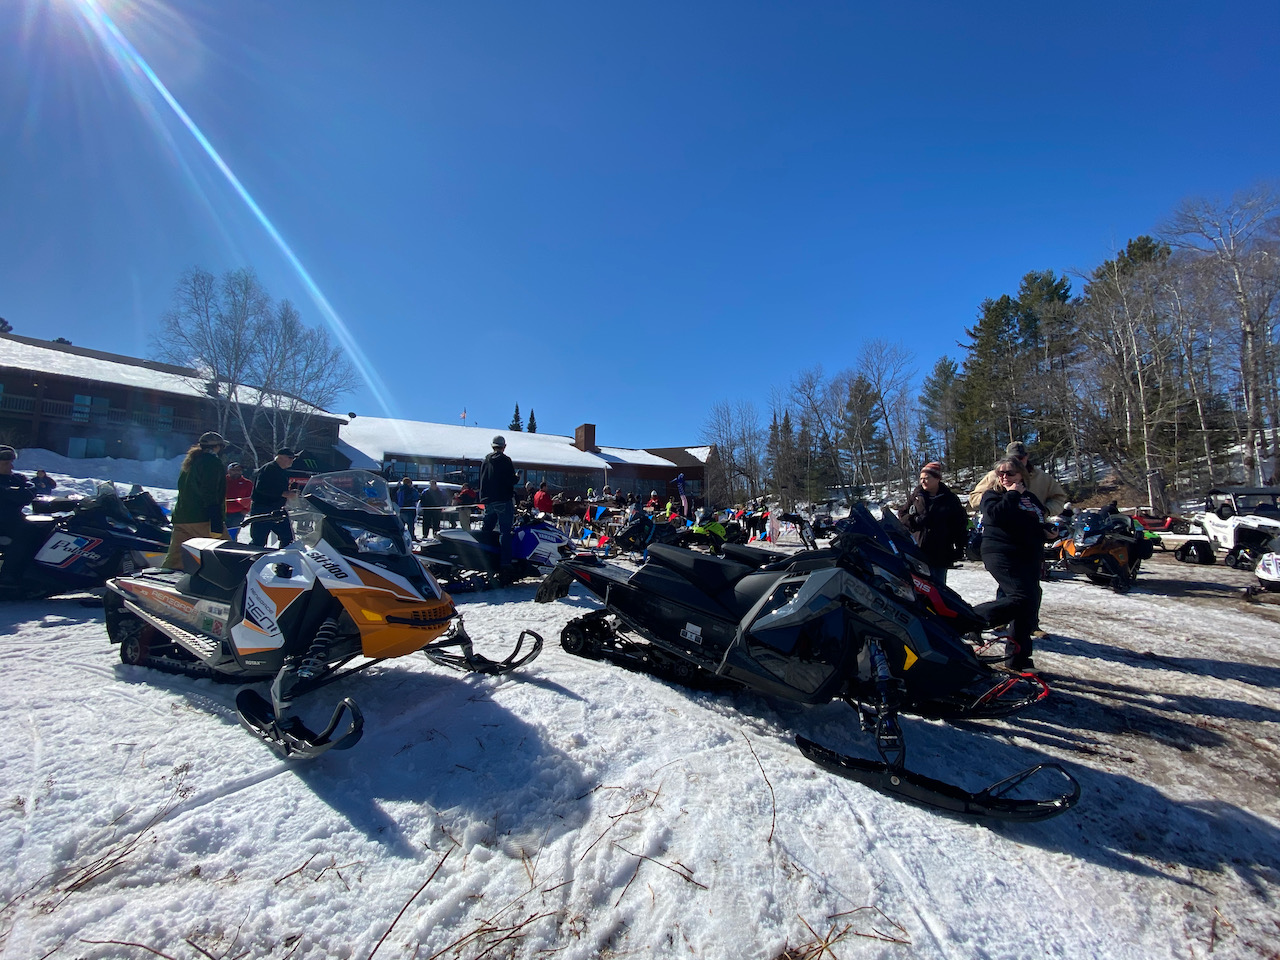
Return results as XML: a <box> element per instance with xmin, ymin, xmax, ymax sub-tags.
<box><xmin>2</xmin><ymin>0</ymin><xmax>1277</xmax><ymax>448</ymax></box>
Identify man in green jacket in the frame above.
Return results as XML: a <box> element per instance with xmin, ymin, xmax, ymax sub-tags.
<box><xmin>161</xmin><ymin>432</ymin><xmax>228</xmax><ymax>570</ymax></box>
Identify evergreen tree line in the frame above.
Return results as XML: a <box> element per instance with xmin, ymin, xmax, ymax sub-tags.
<box><xmin>702</xmin><ymin>186</ymin><xmax>1280</xmax><ymax>510</ymax></box>
<box><xmin>508</xmin><ymin>404</ymin><xmax>537</xmax><ymax>433</ymax></box>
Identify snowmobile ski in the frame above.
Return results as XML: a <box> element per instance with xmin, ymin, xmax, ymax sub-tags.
<box><xmin>796</xmin><ymin>735</ymin><xmax>1080</xmax><ymax>822</ymax></box>
<box><xmin>423</xmin><ymin>621</ymin><xmax>544</xmax><ymax>675</ymax></box>
<box><xmin>235</xmin><ymin>689</ymin><xmax>364</xmax><ymax>760</ymax></box>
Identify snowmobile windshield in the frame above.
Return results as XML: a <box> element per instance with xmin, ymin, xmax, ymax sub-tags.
<box><xmin>293</xmin><ymin>471</ymin><xmax>410</xmax><ymax>557</ymax></box>
<box><xmin>300</xmin><ymin>471</ymin><xmax>394</xmax><ymax>515</ymax></box>
<box><xmin>75</xmin><ymin>482</ymin><xmax>135</xmax><ymax>525</ymax></box>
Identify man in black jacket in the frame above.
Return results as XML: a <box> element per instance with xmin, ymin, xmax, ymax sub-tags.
<box><xmin>249</xmin><ymin>448</ymin><xmax>299</xmax><ymax>548</ymax></box>
<box><xmin>0</xmin><ymin>446</ymin><xmax>38</xmax><ymax>585</ymax></box>
<box><xmin>479</xmin><ymin>435</ymin><xmax>518</xmax><ymax>571</ymax></box>
<box><xmin>897</xmin><ymin>462</ymin><xmax>969</xmax><ymax>586</ymax></box>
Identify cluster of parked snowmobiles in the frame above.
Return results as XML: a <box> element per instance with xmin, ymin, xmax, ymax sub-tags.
<box><xmin>0</xmin><ymin>484</ymin><xmax>170</xmax><ymax>601</ymax></box>
<box><xmin>535</xmin><ymin>503</ymin><xmax>1079</xmax><ymax>821</ymax></box>
<box><xmin>104</xmin><ymin>471</ymin><xmax>542</xmax><ymax>759</ymax></box>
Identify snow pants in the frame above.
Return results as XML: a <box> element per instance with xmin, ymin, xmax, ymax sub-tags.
<box><xmin>975</xmin><ymin>548</ymin><xmax>1042</xmax><ymax>662</ymax></box>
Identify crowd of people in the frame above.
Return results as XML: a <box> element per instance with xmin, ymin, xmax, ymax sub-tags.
<box><xmin>2</xmin><ymin>428</ymin><xmax>1071</xmax><ymax>665</ymax></box>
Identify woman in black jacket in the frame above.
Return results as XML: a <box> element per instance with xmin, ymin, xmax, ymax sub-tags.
<box><xmin>975</xmin><ymin>457</ymin><xmax>1048</xmax><ymax>671</ymax></box>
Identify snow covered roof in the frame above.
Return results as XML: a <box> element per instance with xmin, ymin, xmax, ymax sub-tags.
<box><xmin>0</xmin><ymin>334</ymin><xmax>340</xmax><ymax>420</ymax></box>
<box><xmin>340</xmin><ymin>416</ymin><xmax>680</xmax><ymax>470</ymax></box>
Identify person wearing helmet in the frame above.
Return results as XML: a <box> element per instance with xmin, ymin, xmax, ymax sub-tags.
<box><xmin>161</xmin><ymin>431</ymin><xmax>229</xmax><ymax>569</ymax></box>
<box><xmin>479</xmin><ymin>435</ymin><xmax>519</xmax><ymax>571</ymax></box>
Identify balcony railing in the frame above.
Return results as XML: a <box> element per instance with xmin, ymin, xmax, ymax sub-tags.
<box><xmin>1</xmin><ymin>393</ymin><xmax>202</xmax><ymax>434</ymax></box>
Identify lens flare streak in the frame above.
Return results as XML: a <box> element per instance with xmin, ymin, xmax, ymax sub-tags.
<box><xmin>68</xmin><ymin>0</ymin><xmax>400</xmax><ymax>421</ymax></box>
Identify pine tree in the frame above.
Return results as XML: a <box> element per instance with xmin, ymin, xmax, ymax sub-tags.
<box><xmin>508</xmin><ymin>404</ymin><xmax>523</xmax><ymax>432</ymax></box>
<box><xmin>527</xmin><ymin>409</ymin><xmax>537</xmax><ymax>433</ymax></box>
<box><xmin>0</xmin><ymin>317</ymin><xmax>11</xmax><ymax>333</ymax></box>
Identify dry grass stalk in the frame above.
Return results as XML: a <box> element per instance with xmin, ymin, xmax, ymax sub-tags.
<box><xmin>741</xmin><ymin>730</ymin><xmax>776</xmax><ymax>843</ymax></box>
<box><xmin>366</xmin><ymin>847</ymin><xmax>454</xmax><ymax>960</ymax></box>
<box><xmin>79</xmin><ymin>938</ymin><xmax>179</xmax><ymax>959</ymax></box>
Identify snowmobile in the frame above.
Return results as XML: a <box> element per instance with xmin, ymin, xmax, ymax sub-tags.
<box><xmin>415</xmin><ymin>510</ymin><xmax>573</xmax><ymax>589</ymax></box>
<box><xmin>1249</xmin><ymin>541</ymin><xmax>1280</xmax><ymax>593</ymax></box>
<box><xmin>0</xmin><ymin>483</ymin><xmax>169</xmax><ymax>600</ymax></box>
<box><xmin>104</xmin><ymin>471</ymin><xmax>542</xmax><ymax>760</ymax></box>
<box><xmin>611</xmin><ymin>511</ymin><xmax>684</xmax><ymax>556</ymax></box>
<box><xmin>535</xmin><ymin>503</ymin><xmax>1078</xmax><ymax>821</ymax></box>
<box><xmin>675</xmin><ymin>509</ymin><xmax>748</xmax><ymax>554</ymax></box>
<box><xmin>1057</xmin><ymin>509</ymin><xmax>1153</xmax><ymax>593</ymax></box>
<box><xmin>120</xmin><ymin>488</ymin><xmax>174</xmax><ymax>543</ymax></box>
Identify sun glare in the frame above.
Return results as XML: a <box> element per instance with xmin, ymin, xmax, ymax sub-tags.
<box><xmin>44</xmin><ymin>0</ymin><xmax>400</xmax><ymax>422</ymax></box>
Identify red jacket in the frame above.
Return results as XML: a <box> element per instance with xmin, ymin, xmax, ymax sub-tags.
<box><xmin>534</xmin><ymin>490</ymin><xmax>554</xmax><ymax>513</ymax></box>
<box><xmin>225</xmin><ymin>475</ymin><xmax>254</xmax><ymax>515</ymax></box>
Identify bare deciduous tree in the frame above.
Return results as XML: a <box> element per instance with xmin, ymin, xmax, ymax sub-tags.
<box><xmin>154</xmin><ymin>267</ymin><xmax>357</xmax><ymax>467</ymax></box>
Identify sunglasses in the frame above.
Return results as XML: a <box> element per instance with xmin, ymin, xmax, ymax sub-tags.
<box><xmin>996</xmin><ymin>470</ymin><xmax>1021</xmax><ymax>478</ymax></box>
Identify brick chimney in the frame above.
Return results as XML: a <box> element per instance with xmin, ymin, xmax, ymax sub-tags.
<box><xmin>574</xmin><ymin>423</ymin><xmax>597</xmax><ymax>452</ymax></box>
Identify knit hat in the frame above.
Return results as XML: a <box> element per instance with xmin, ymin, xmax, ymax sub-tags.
<box><xmin>199</xmin><ymin>431</ymin><xmax>227</xmax><ymax>448</ymax></box>
<box><xmin>0</xmin><ymin>445</ymin><xmax>15</xmax><ymax>461</ymax></box>
<box><xmin>921</xmin><ymin>462</ymin><xmax>943</xmax><ymax>478</ymax></box>
<box><xmin>1006</xmin><ymin>441</ymin><xmax>1027</xmax><ymax>458</ymax></box>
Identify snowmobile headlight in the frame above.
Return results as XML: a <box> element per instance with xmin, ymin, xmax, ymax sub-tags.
<box><xmin>338</xmin><ymin>523</ymin><xmax>398</xmax><ymax>554</ymax></box>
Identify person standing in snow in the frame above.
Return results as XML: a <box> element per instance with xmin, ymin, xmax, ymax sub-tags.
<box><xmin>162</xmin><ymin>432</ymin><xmax>228</xmax><ymax>570</ymax></box>
<box><xmin>224</xmin><ymin>462</ymin><xmax>253</xmax><ymax>541</ymax></box>
<box><xmin>973</xmin><ymin>457</ymin><xmax>1047</xmax><ymax>671</ymax></box>
<box><xmin>249</xmin><ymin>448</ymin><xmax>299</xmax><ymax>548</ymax></box>
<box><xmin>478</xmin><ymin>435</ymin><xmax>518</xmax><ymax>573</ymax></box>
<box><xmin>418</xmin><ymin>480</ymin><xmax>447</xmax><ymax>539</ymax></box>
<box><xmin>970</xmin><ymin>441</ymin><xmax>1065</xmax><ymax>639</ymax></box>
<box><xmin>32</xmin><ymin>469</ymin><xmax>56</xmax><ymax>496</ymax></box>
<box><xmin>392</xmin><ymin>476</ymin><xmax>418</xmax><ymax>538</ymax></box>
<box><xmin>453</xmin><ymin>482</ymin><xmax>477</xmax><ymax>530</ymax></box>
<box><xmin>897</xmin><ymin>462</ymin><xmax>968</xmax><ymax>586</ymax></box>
<box><xmin>0</xmin><ymin>446</ymin><xmax>38</xmax><ymax>586</ymax></box>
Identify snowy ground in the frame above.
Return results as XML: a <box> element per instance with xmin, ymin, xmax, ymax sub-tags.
<box><xmin>2</xmin><ymin>471</ymin><xmax>1279</xmax><ymax>959</ymax></box>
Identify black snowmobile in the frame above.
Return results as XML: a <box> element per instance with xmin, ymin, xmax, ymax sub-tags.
<box><xmin>120</xmin><ymin>489</ymin><xmax>174</xmax><ymax>544</ymax></box>
<box><xmin>415</xmin><ymin>511</ymin><xmax>574</xmax><ymax>590</ymax></box>
<box><xmin>610</xmin><ymin>511</ymin><xmax>684</xmax><ymax>556</ymax></box>
<box><xmin>536</xmin><ymin>503</ymin><xmax>1078</xmax><ymax>821</ymax></box>
<box><xmin>1</xmin><ymin>484</ymin><xmax>170</xmax><ymax>600</ymax></box>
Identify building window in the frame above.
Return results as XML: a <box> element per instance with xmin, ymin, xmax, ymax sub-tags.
<box><xmin>72</xmin><ymin>395</ymin><xmax>109</xmax><ymax>423</ymax></box>
<box><xmin>67</xmin><ymin>437</ymin><xmax>107</xmax><ymax>459</ymax></box>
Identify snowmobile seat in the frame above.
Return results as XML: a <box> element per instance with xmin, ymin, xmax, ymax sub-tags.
<box><xmin>646</xmin><ymin>543</ymin><xmax>755</xmax><ymax>595</ymax></box>
<box><xmin>764</xmin><ymin>548</ymin><xmax>842</xmax><ymax>573</ymax></box>
<box><xmin>186</xmin><ymin>542</ymin><xmax>270</xmax><ymax>592</ymax></box>
<box><xmin>720</xmin><ymin>543</ymin><xmax>789</xmax><ymax>567</ymax></box>
<box><xmin>723</xmin><ymin>569</ymin><xmax>790</xmax><ymax>621</ymax></box>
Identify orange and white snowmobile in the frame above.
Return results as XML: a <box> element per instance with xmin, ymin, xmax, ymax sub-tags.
<box><xmin>104</xmin><ymin>470</ymin><xmax>542</xmax><ymax>759</ymax></box>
